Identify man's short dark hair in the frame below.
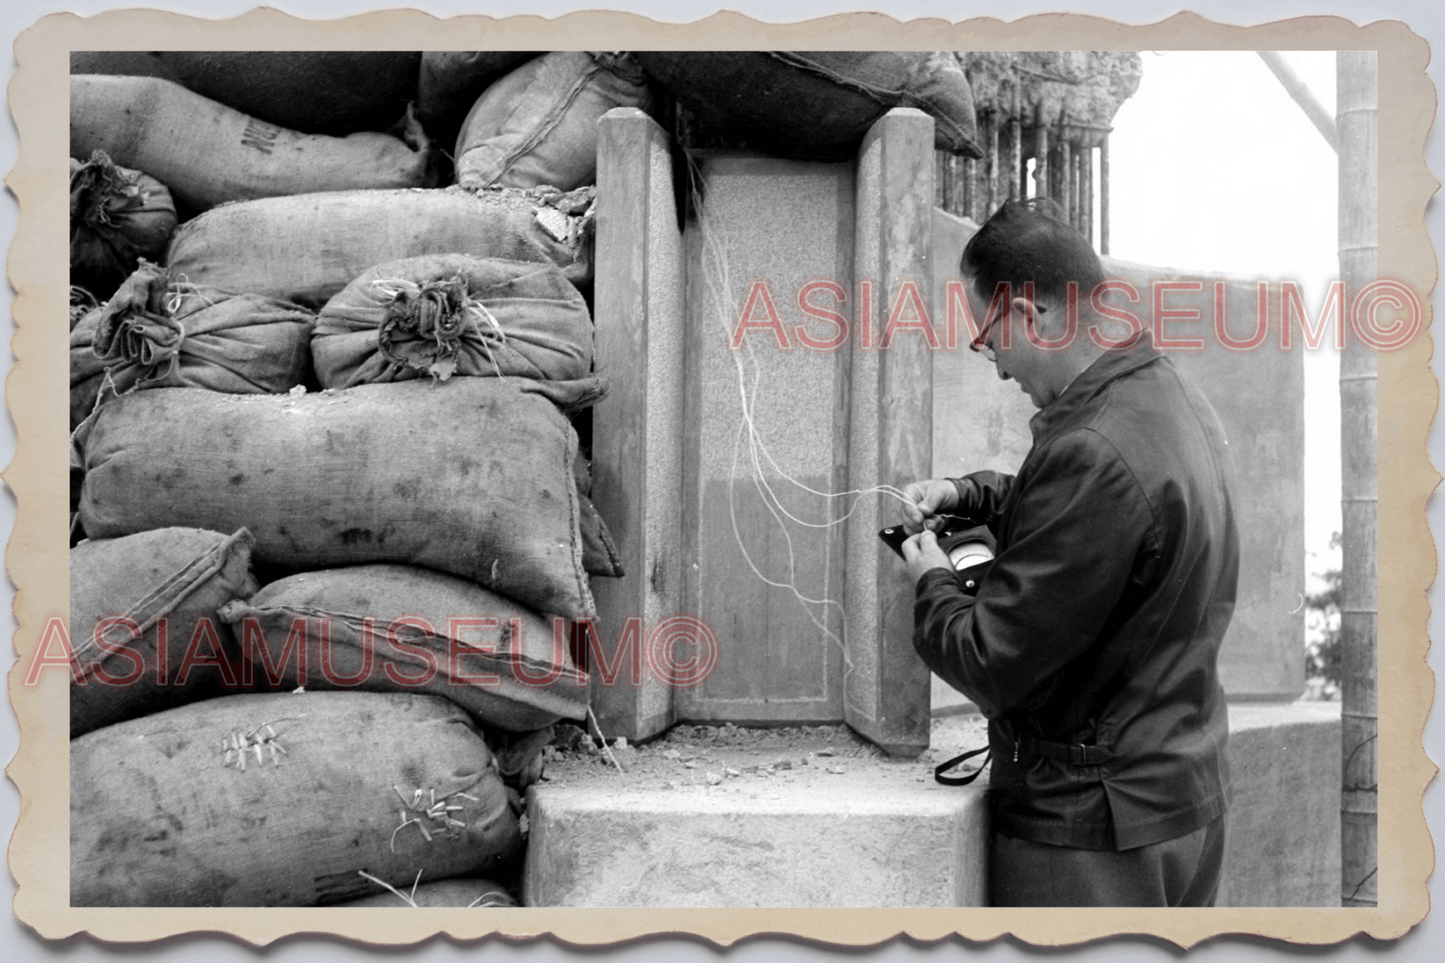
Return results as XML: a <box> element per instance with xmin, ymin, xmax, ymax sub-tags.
<box><xmin>961</xmin><ymin>198</ymin><xmax>1105</xmax><ymax>304</ymax></box>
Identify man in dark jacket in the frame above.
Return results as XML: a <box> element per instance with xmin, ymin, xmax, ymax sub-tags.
<box><xmin>901</xmin><ymin>199</ymin><xmax>1239</xmax><ymax>907</ymax></box>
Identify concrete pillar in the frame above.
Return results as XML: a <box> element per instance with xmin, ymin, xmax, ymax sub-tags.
<box><xmin>589</xmin><ymin>107</ymin><xmax>685</xmax><ymax>742</ymax></box>
<box><xmin>844</xmin><ymin>108</ymin><xmax>935</xmax><ymax>757</ymax></box>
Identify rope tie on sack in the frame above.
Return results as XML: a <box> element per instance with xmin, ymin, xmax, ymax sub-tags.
<box><xmin>71</xmin><ymin>149</ymin><xmax>138</xmax><ymax>231</ymax></box>
<box><xmin>69</xmin><ymin>287</ymin><xmax>99</xmax><ymax>328</ymax></box>
<box><xmin>371</xmin><ymin>273</ymin><xmax>507</xmax><ymax>380</ymax></box>
<box><xmin>91</xmin><ymin>262</ymin><xmax>187</xmax><ymax>383</ymax></box>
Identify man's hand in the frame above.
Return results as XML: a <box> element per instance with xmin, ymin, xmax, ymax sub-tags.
<box><xmin>900</xmin><ymin>479</ymin><xmax>960</xmax><ymax>535</ymax></box>
<box><xmin>902</xmin><ymin>529</ymin><xmax>953</xmax><ymax>584</ymax></box>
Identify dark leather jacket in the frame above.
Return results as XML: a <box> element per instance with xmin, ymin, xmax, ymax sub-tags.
<box><xmin>914</xmin><ymin>337</ymin><xmax>1239</xmax><ymax>850</ymax></box>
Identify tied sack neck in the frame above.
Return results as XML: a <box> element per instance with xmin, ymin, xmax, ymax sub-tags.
<box><xmin>91</xmin><ymin>261</ymin><xmax>190</xmax><ymax>383</ymax></box>
<box><xmin>371</xmin><ymin>273</ymin><xmax>507</xmax><ymax>381</ymax></box>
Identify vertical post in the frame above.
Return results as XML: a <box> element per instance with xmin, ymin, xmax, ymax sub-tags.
<box><xmin>1099</xmin><ymin>137</ymin><xmax>1111</xmax><ymax>255</ymax></box>
<box><xmin>960</xmin><ymin>155</ymin><xmax>973</xmax><ymax>221</ymax></box>
<box><xmin>1058</xmin><ymin>136</ymin><xmax>1071</xmax><ymax>219</ymax></box>
<box><xmin>986</xmin><ymin>113</ymin><xmax>1000</xmax><ymax>220</ymax></box>
<box><xmin>1007</xmin><ymin>115</ymin><xmax>1021</xmax><ymax>202</ymax></box>
<box><xmin>1034</xmin><ymin>127</ymin><xmax>1049</xmax><ymax>198</ymax></box>
<box><xmin>1337</xmin><ymin>50</ymin><xmax>1377</xmax><ymax>909</ymax></box>
<box><xmin>845</xmin><ymin>108</ymin><xmax>934</xmax><ymax>757</ymax></box>
<box><xmin>934</xmin><ymin>150</ymin><xmax>948</xmax><ymax>210</ymax></box>
<box><xmin>590</xmin><ymin>107</ymin><xmax>684</xmax><ymax>742</ymax></box>
<box><xmin>1082</xmin><ymin>143</ymin><xmax>1094</xmax><ymax>247</ymax></box>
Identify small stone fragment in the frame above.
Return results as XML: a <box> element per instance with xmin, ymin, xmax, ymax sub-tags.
<box><xmin>706</xmin><ymin>772</ymin><xmax>723</xmax><ymax>785</ymax></box>
<box><xmin>662</xmin><ymin>748</ymin><xmax>682</xmax><ymax>760</ymax></box>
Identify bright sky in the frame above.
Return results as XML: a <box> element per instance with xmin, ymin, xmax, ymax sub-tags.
<box><xmin>1105</xmin><ymin>50</ymin><xmax>1342</xmax><ymax>586</ymax></box>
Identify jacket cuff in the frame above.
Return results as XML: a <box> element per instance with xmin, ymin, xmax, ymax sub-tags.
<box><xmin>915</xmin><ymin>567</ymin><xmax>961</xmax><ymax>598</ymax></box>
<box><xmin>948</xmin><ymin>476</ymin><xmax>975</xmax><ymax>512</ymax></box>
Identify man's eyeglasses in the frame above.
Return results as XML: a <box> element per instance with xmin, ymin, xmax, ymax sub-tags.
<box><xmin>969</xmin><ymin>301</ymin><xmax>1044</xmax><ymax>356</ymax></box>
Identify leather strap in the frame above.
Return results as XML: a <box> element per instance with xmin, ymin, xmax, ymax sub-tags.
<box><xmin>1017</xmin><ymin>734</ymin><xmax>1112</xmax><ymax>766</ymax></box>
<box><xmin>934</xmin><ymin>744</ymin><xmax>992</xmax><ymax>786</ymax></box>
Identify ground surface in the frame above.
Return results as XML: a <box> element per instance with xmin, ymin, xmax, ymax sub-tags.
<box><xmin>537</xmin><ymin>713</ymin><xmax>993</xmax><ymax>799</ymax></box>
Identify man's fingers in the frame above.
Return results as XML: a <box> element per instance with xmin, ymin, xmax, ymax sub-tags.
<box><xmin>902</xmin><ymin>530</ymin><xmax>936</xmax><ymax>559</ymax></box>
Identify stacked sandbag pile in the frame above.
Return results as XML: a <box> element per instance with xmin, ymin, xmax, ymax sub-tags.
<box><xmin>67</xmin><ymin>49</ymin><xmax>983</xmax><ymax>908</ymax></box>
<box><xmin>66</xmin><ymin>50</ymin><xmax>633</xmax><ymax>909</ymax></box>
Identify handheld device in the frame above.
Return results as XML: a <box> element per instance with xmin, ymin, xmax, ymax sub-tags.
<box><xmin>879</xmin><ymin>517</ymin><xmax>996</xmax><ymax>569</ymax></box>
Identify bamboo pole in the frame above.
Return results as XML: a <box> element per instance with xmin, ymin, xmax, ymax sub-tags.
<box><xmin>1337</xmin><ymin>49</ymin><xmax>1377</xmax><ymax>910</ymax></box>
<box><xmin>1259</xmin><ymin>51</ymin><xmax>1340</xmax><ymax>153</ymax></box>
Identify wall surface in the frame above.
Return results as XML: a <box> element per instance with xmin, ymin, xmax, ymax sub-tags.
<box><xmin>1217</xmin><ymin>701</ymin><xmax>1343</xmax><ymax>906</ymax></box>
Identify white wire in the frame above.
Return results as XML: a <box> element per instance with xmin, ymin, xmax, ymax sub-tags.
<box><xmin>689</xmin><ymin>155</ymin><xmax>920</xmax><ymax>669</ymax></box>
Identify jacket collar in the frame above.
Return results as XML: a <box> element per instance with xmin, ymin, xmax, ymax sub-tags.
<box><xmin>1027</xmin><ymin>335</ymin><xmax>1163</xmax><ymax>442</ymax></box>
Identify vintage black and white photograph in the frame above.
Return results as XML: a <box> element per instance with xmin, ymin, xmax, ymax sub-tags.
<box><xmin>3</xmin><ymin>1</ymin><xmax>1439</xmax><ymax>952</ymax></box>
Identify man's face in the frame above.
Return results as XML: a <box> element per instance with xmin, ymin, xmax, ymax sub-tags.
<box><xmin>970</xmin><ymin>281</ymin><xmax>1052</xmax><ymax>409</ymax></box>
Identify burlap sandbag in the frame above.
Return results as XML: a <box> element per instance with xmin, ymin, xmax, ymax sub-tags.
<box><xmin>571</xmin><ymin>450</ymin><xmax>622</xmax><ymax>578</ymax></box>
<box><xmin>70</xmin><ymin>287</ymin><xmax>99</xmax><ymax>331</ymax></box>
<box><xmin>69</xmin><ymin>262</ymin><xmax>314</xmax><ymax>429</ymax></box>
<box><xmin>417</xmin><ymin>51</ymin><xmax>539</xmax><ymax>144</ymax></box>
<box><xmin>338</xmin><ymin>877</ymin><xmax>516</xmax><ymax>908</ymax></box>
<box><xmin>455</xmin><ymin>51</ymin><xmax>651</xmax><ymax>191</ymax></box>
<box><xmin>70</xmin><ymin>50</ymin><xmax>178</xmax><ymax>82</ymax></box>
<box><xmin>75</xmin><ymin>377</ymin><xmax>602</xmax><ymax>619</ymax></box>
<box><xmin>220</xmin><ymin>564</ymin><xmax>589</xmax><ymax>731</ymax></box>
<box><xmin>71</xmin><ymin>691</ymin><xmax>521</xmax><ymax>906</ymax></box>
<box><xmin>634</xmin><ymin>51</ymin><xmax>983</xmax><ymax>160</ymax></box>
<box><xmin>150</xmin><ymin>51</ymin><xmax>421</xmax><ymax>136</ymax></box>
<box><xmin>166</xmin><ymin>185</ymin><xmax>594</xmax><ymax>310</ymax></box>
<box><xmin>71</xmin><ymin>75</ymin><xmax>436</xmax><ymax>215</ymax></box>
<box><xmin>70</xmin><ymin>527</ymin><xmax>257</xmax><ymax>738</ymax></box>
<box><xmin>70</xmin><ymin>151</ymin><xmax>177</xmax><ymax>302</ymax></box>
<box><xmin>313</xmin><ymin>254</ymin><xmax>592</xmax><ymax>388</ymax></box>
<box><xmin>69</xmin><ymin>308</ymin><xmax>106</xmax><ymax>428</ymax></box>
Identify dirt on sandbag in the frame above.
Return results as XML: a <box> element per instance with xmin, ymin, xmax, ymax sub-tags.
<box><xmin>70</xmin><ymin>690</ymin><xmax>521</xmax><ymax>906</ymax></box>
<box><xmin>74</xmin><ymin>377</ymin><xmax>606</xmax><ymax>619</ymax></box>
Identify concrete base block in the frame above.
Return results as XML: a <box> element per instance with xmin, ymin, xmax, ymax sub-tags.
<box><xmin>524</xmin><ymin>778</ymin><xmax>989</xmax><ymax>907</ymax></box>
<box><xmin>523</xmin><ymin>701</ymin><xmax>1339</xmax><ymax>907</ymax></box>
<box><xmin>1218</xmin><ymin>700</ymin><xmax>1342</xmax><ymax>907</ymax></box>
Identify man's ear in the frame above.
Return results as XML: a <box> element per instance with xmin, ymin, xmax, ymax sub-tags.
<box><xmin>1011</xmin><ymin>294</ymin><xmax>1045</xmax><ymax>335</ymax></box>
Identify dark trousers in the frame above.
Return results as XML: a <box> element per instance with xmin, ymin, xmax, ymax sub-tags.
<box><xmin>989</xmin><ymin>815</ymin><xmax>1226</xmax><ymax>907</ymax></box>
